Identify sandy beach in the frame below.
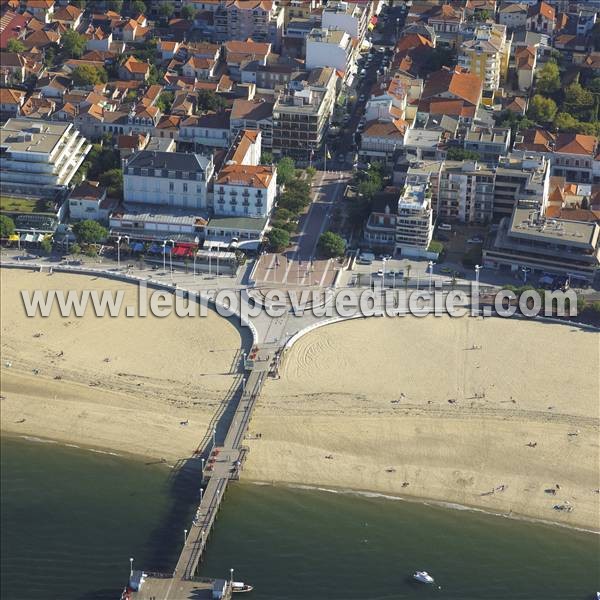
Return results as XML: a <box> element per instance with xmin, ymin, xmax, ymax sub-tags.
<box><xmin>0</xmin><ymin>268</ymin><xmax>248</xmax><ymax>461</ymax></box>
<box><xmin>244</xmin><ymin>316</ymin><xmax>600</xmax><ymax>530</ymax></box>
<box><xmin>2</xmin><ymin>267</ymin><xmax>598</xmax><ymax>530</ymax></box>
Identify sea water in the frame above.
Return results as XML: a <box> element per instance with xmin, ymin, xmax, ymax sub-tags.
<box><xmin>2</xmin><ymin>437</ymin><xmax>599</xmax><ymax>600</ymax></box>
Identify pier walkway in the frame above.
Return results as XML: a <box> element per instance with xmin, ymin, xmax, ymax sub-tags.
<box><xmin>130</xmin><ymin>350</ymin><xmax>272</xmax><ymax>599</ymax></box>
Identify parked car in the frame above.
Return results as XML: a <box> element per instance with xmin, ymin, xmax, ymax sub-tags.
<box><xmin>467</xmin><ymin>236</ymin><xmax>484</xmax><ymax>244</ymax></box>
<box><xmin>438</xmin><ymin>223</ymin><xmax>452</xmax><ymax>231</ymax></box>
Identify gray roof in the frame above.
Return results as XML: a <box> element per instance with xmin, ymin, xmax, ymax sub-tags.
<box><xmin>208</xmin><ymin>215</ymin><xmax>268</xmax><ymax>231</ymax></box>
<box><xmin>126</xmin><ymin>150</ymin><xmax>212</xmax><ymax>172</ymax></box>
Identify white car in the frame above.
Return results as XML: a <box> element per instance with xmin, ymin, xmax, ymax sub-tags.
<box><xmin>467</xmin><ymin>236</ymin><xmax>483</xmax><ymax>244</ymax></box>
<box><xmin>438</xmin><ymin>223</ymin><xmax>452</xmax><ymax>231</ymax></box>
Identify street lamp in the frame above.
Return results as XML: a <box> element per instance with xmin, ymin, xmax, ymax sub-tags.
<box><xmin>428</xmin><ymin>261</ymin><xmax>435</xmax><ymax>292</ymax></box>
<box><xmin>200</xmin><ymin>486</ymin><xmax>203</xmax><ymax>504</ymax></box>
<box><xmin>162</xmin><ymin>240</ymin><xmax>167</xmax><ymax>273</ymax></box>
<box><xmin>117</xmin><ymin>235</ymin><xmax>129</xmax><ymax>270</ymax></box>
<box><xmin>212</xmin><ymin>426</ymin><xmax>217</xmax><ymax>449</ymax></box>
<box><xmin>168</xmin><ymin>239</ymin><xmax>175</xmax><ymax>281</ymax></box>
<box><xmin>475</xmin><ymin>264</ymin><xmax>481</xmax><ymax>286</ymax></box>
<box><xmin>521</xmin><ymin>266</ymin><xmax>530</xmax><ymax>284</ymax></box>
<box><xmin>193</xmin><ymin>236</ymin><xmax>199</xmax><ymax>278</ymax></box>
<box><xmin>184</xmin><ymin>529</ymin><xmax>187</xmax><ymax>544</ymax></box>
<box><xmin>382</xmin><ymin>257</ymin><xmax>388</xmax><ymax>289</ymax></box>
<box><xmin>230</xmin><ymin>568</ymin><xmax>234</xmax><ymax>584</ymax></box>
<box><xmin>129</xmin><ymin>557</ymin><xmax>134</xmax><ymax>578</ymax></box>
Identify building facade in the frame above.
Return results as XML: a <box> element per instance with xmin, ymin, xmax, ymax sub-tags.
<box><xmin>272</xmin><ymin>67</ymin><xmax>337</xmax><ymax>161</ymax></box>
<box><xmin>458</xmin><ymin>24</ymin><xmax>511</xmax><ymax>92</ymax></box>
<box><xmin>123</xmin><ymin>151</ymin><xmax>214</xmax><ymax>210</ymax></box>
<box><xmin>0</xmin><ymin>118</ymin><xmax>91</xmax><ymax>195</ymax></box>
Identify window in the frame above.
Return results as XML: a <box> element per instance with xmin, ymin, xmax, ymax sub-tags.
<box><xmin>183</xmin><ymin>183</ymin><xmax>188</xmax><ymax>193</ymax></box>
<box><xmin>197</xmin><ymin>185</ymin><xmax>202</xmax><ymax>193</ymax></box>
<box><xmin>169</xmin><ymin>182</ymin><xmax>174</xmax><ymax>191</ymax></box>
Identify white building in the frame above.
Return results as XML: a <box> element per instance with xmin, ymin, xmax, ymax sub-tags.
<box><xmin>306</xmin><ymin>28</ymin><xmax>356</xmax><ymax>84</ymax></box>
<box><xmin>68</xmin><ymin>181</ymin><xmax>114</xmax><ymax>222</ymax></box>
<box><xmin>123</xmin><ymin>151</ymin><xmax>214</xmax><ymax>210</ymax></box>
<box><xmin>214</xmin><ymin>164</ymin><xmax>276</xmax><ymax>219</ymax></box>
<box><xmin>0</xmin><ymin>118</ymin><xmax>91</xmax><ymax>195</ymax></box>
<box><xmin>321</xmin><ymin>1</ymin><xmax>368</xmax><ymax>42</ymax></box>
<box><xmin>395</xmin><ymin>176</ymin><xmax>434</xmax><ymax>257</ymax></box>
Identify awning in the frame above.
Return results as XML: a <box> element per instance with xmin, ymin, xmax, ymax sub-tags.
<box><xmin>131</xmin><ymin>242</ymin><xmax>145</xmax><ymax>252</ymax></box>
<box><xmin>8</xmin><ymin>234</ymin><xmax>20</xmax><ymax>241</ymax></box>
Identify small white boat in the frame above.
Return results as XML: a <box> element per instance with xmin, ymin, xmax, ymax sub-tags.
<box><xmin>231</xmin><ymin>581</ymin><xmax>254</xmax><ymax>593</ymax></box>
<box><xmin>413</xmin><ymin>571</ymin><xmax>435</xmax><ymax>584</ymax></box>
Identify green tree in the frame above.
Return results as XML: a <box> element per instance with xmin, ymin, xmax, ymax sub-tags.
<box><xmin>535</xmin><ymin>61</ymin><xmax>560</xmax><ymax>95</ymax></box>
<box><xmin>305</xmin><ymin>166</ymin><xmax>316</xmax><ymax>179</ymax></box>
<box><xmin>40</xmin><ymin>237</ymin><xmax>53</xmax><ymax>254</ymax></box>
<box><xmin>160</xmin><ymin>1</ymin><xmax>174</xmax><ymax>21</ymax></box>
<box><xmin>131</xmin><ymin>0</ymin><xmax>147</xmax><ymax>15</ymax></box>
<box><xmin>318</xmin><ymin>231</ymin><xmax>346</xmax><ymax>257</ymax></box>
<box><xmin>267</xmin><ymin>227</ymin><xmax>290</xmax><ymax>252</ymax></box>
<box><xmin>589</xmin><ymin>78</ymin><xmax>600</xmax><ymax>94</ymax></box>
<box><xmin>72</xmin><ymin>65</ymin><xmax>108</xmax><ymax>87</ymax></box>
<box><xmin>7</xmin><ymin>38</ymin><xmax>26</xmax><ymax>53</ymax></box>
<box><xmin>554</xmin><ymin>111</ymin><xmax>580</xmax><ymax>132</ymax></box>
<box><xmin>156</xmin><ymin>91</ymin><xmax>174</xmax><ymax>113</ymax></box>
<box><xmin>196</xmin><ymin>89</ymin><xmax>226</xmax><ymax>112</ymax></box>
<box><xmin>108</xmin><ymin>0</ymin><xmax>123</xmax><ymax>11</ymax></box>
<box><xmin>99</xmin><ymin>168</ymin><xmax>123</xmax><ymax>199</ymax></box>
<box><xmin>260</xmin><ymin>151</ymin><xmax>273</xmax><ymax>165</ymax></box>
<box><xmin>147</xmin><ymin>64</ymin><xmax>164</xmax><ymax>86</ymax></box>
<box><xmin>61</xmin><ymin>29</ymin><xmax>87</xmax><ymax>58</ymax></box>
<box><xmin>528</xmin><ymin>94</ymin><xmax>557</xmax><ymax>123</ymax></box>
<box><xmin>70</xmin><ymin>243</ymin><xmax>81</xmax><ymax>255</ymax></box>
<box><xmin>73</xmin><ymin>220</ymin><xmax>108</xmax><ymax>244</ymax></box>
<box><xmin>276</xmin><ymin>157</ymin><xmax>296</xmax><ymax>186</ymax></box>
<box><xmin>446</xmin><ymin>148</ymin><xmax>480</xmax><ymax>161</ymax></box>
<box><xmin>274</xmin><ymin>207</ymin><xmax>295</xmax><ymax>222</ymax></box>
<box><xmin>0</xmin><ymin>215</ymin><xmax>16</xmax><ymax>238</ymax></box>
<box><xmin>182</xmin><ymin>5</ymin><xmax>197</xmax><ymax>19</ymax></box>
<box><xmin>563</xmin><ymin>82</ymin><xmax>594</xmax><ymax>120</ymax></box>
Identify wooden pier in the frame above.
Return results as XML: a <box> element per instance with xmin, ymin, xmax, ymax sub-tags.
<box><xmin>129</xmin><ymin>348</ymin><xmax>274</xmax><ymax>600</ymax></box>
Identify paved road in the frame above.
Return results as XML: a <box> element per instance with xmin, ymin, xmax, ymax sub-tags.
<box><xmin>253</xmin><ymin>170</ymin><xmax>350</xmax><ymax>287</ymax></box>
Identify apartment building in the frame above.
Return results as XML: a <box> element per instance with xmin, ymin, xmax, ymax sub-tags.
<box><xmin>458</xmin><ymin>24</ymin><xmax>511</xmax><ymax>92</ymax></box>
<box><xmin>436</xmin><ymin>160</ymin><xmax>496</xmax><ymax>224</ymax></box>
<box><xmin>395</xmin><ymin>176</ymin><xmax>435</xmax><ymax>257</ymax></box>
<box><xmin>493</xmin><ymin>155</ymin><xmax>550</xmax><ymax>221</ymax></box>
<box><xmin>498</xmin><ymin>2</ymin><xmax>528</xmax><ymax>30</ymax></box>
<box><xmin>214</xmin><ymin>0</ymin><xmax>284</xmax><ymax>48</ymax></box>
<box><xmin>322</xmin><ymin>1</ymin><xmax>369</xmax><ymax>43</ymax></box>
<box><xmin>272</xmin><ymin>66</ymin><xmax>338</xmax><ymax>162</ymax></box>
<box><xmin>514</xmin><ymin>130</ymin><xmax>600</xmax><ymax>184</ymax></box>
<box><xmin>230</xmin><ymin>98</ymin><xmax>274</xmax><ymax>149</ymax></box>
<box><xmin>463</xmin><ymin>126</ymin><xmax>511</xmax><ymax>163</ymax></box>
<box><xmin>551</xmin><ymin>134</ymin><xmax>599</xmax><ymax>184</ymax></box>
<box><xmin>306</xmin><ymin>28</ymin><xmax>356</xmax><ymax>84</ymax></box>
<box><xmin>123</xmin><ymin>151</ymin><xmax>214</xmax><ymax>210</ymax></box>
<box><xmin>214</xmin><ymin>163</ymin><xmax>276</xmax><ymax>219</ymax></box>
<box><xmin>484</xmin><ymin>199</ymin><xmax>600</xmax><ymax>278</ymax></box>
<box><xmin>0</xmin><ymin>118</ymin><xmax>91</xmax><ymax>195</ymax></box>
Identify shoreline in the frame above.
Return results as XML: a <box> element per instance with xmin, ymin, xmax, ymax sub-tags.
<box><xmin>2</xmin><ymin>431</ymin><xmax>597</xmax><ymax>537</ymax></box>
<box><xmin>2</xmin><ymin>428</ymin><xmax>597</xmax><ymax>537</ymax></box>
<box><xmin>1</xmin><ymin>268</ymin><xmax>598</xmax><ymax>533</ymax></box>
